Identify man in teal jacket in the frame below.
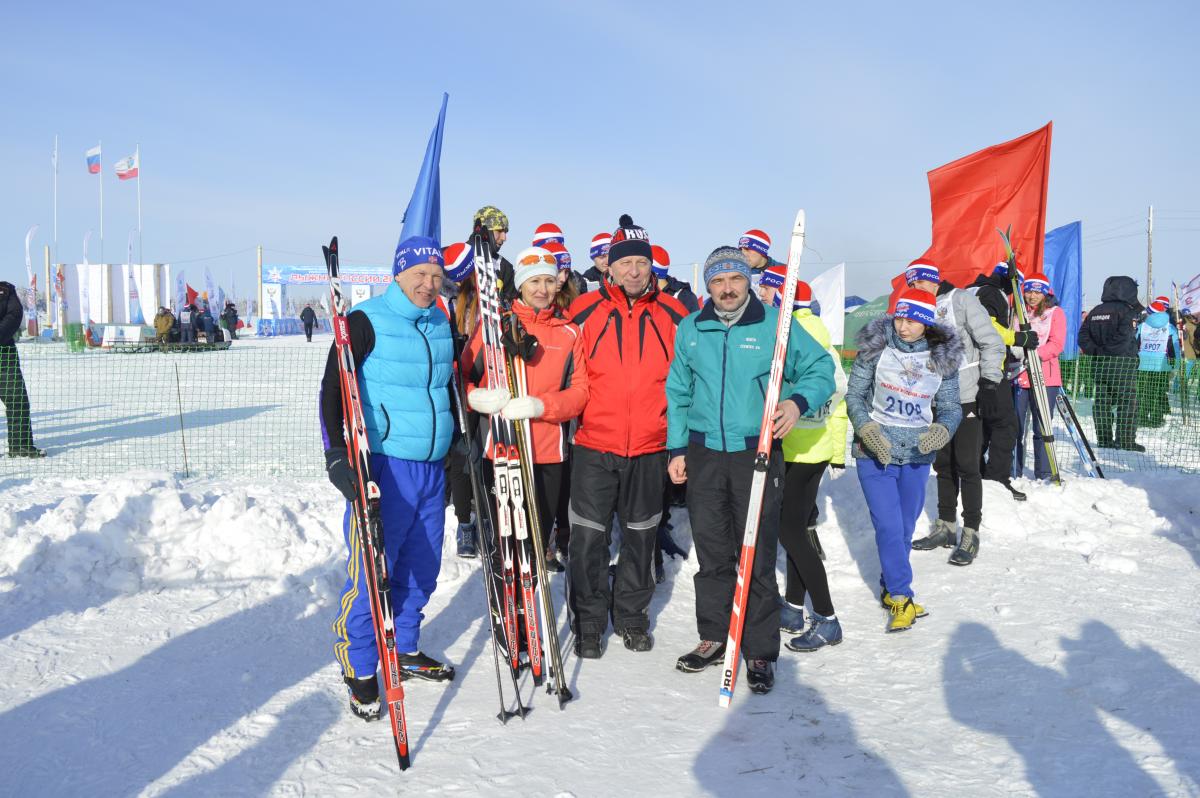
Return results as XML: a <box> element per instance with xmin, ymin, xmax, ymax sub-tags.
<box><xmin>665</xmin><ymin>246</ymin><xmax>834</xmax><ymax>695</ymax></box>
<box><xmin>320</xmin><ymin>234</ymin><xmax>456</xmax><ymax>721</ymax></box>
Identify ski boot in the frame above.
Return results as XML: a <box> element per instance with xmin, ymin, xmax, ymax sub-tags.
<box><xmin>948</xmin><ymin>527</ymin><xmax>979</xmax><ymax>566</ymax></box>
<box><xmin>455</xmin><ymin>519</ymin><xmax>477</xmax><ymax>558</ymax></box>
<box><xmin>881</xmin><ymin>589</ymin><xmax>927</xmax><ymax>618</ymax></box>
<box><xmin>912</xmin><ymin>519</ymin><xmax>957</xmax><ymax>551</ymax></box>
<box><xmin>1001</xmin><ymin>479</ymin><xmax>1027</xmax><ymax>501</ymax></box>
<box><xmin>397</xmin><ymin>652</ymin><xmax>456</xmax><ymax>682</ymax></box>
<box><xmin>786</xmin><ymin>613</ymin><xmax>842</xmax><ymax>652</ymax></box>
<box><xmin>344</xmin><ymin>674</ymin><xmax>380</xmax><ymax>721</ymax></box>
<box><xmin>746</xmin><ymin>659</ymin><xmax>775</xmax><ymax>694</ymax></box>
<box><xmin>676</xmin><ymin>640</ymin><xmax>726</xmax><ymax>673</ymax></box>
<box><xmin>620</xmin><ymin>627</ymin><xmax>653</xmax><ymax>652</ymax></box>
<box><xmin>574</xmin><ymin>630</ymin><xmax>604</xmax><ymax>659</ymax></box>
<box><xmin>779</xmin><ymin>599</ymin><xmax>806</xmax><ymax>635</ymax></box>
<box><xmin>886</xmin><ymin>596</ymin><xmax>917</xmax><ymax>632</ymax></box>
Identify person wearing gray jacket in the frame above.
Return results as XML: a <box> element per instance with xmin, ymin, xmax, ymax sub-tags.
<box><xmin>904</xmin><ymin>260</ymin><xmax>1005</xmax><ymax>566</ymax></box>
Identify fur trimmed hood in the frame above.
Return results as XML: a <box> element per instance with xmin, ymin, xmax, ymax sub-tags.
<box><xmin>856</xmin><ymin>316</ymin><xmax>964</xmax><ymax>378</ymax></box>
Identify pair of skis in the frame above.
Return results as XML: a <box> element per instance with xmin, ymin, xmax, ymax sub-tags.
<box><xmin>1056</xmin><ymin>392</ymin><xmax>1105</xmax><ymax>479</ymax></box>
<box><xmin>999</xmin><ymin>226</ymin><xmax>1062</xmax><ymax>486</ymax></box>
<box><xmin>719</xmin><ymin>209</ymin><xmax>806</xmax><ymax>707</ymax></box>
<box><xmin>322</xmin><ymin>237</ymin><xmax>410</xmax><ymax>770</ymax></box>
<box><xmin>473</xmin><ymin>231</ymin><xmax>573</xmax><ymax>709</ymax></box>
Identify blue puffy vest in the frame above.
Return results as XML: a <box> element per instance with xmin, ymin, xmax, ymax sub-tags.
<box><xmin>355</xmin><ymin>281</ymin><xmax>453</xmax><ymax>462</ymax></box>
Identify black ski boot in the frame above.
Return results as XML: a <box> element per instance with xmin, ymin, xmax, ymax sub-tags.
<box><xmin>397</xmin><ymin>652</ymin><xmax>456</xmax><ymax>682</ymax></box>
<box><xmin>912</xmin><ymin>519</ymin><xmax>957</xmax><ymax>550</ymax></box>
<box><xmin>676</xmin><ymin>640</ymin><xmax>726</xmax><ymax>673</ymax></box>
<box><xmin>574</xmin><ymin>630</ymin><xmax>604</xmax><ymax>659</ymax></box>
<box><xmin>344</xmin><ymin>674</ymin><xmax>380</xmax><ymax>721</ymax></box>
<box><xmin>1000</xmin><ymin>480</ymin><xmax>1027</xmax><ymax>501</ymax></box>
<box><xmin>621</xmin><ymin>627</ymin><xmax>653</xmax><ymax>652</ymax></box>
<box><xmin>948</xmin><ymin>527</ymin><xmax>979</xmax><ymax>566</ymax></box>
<box><xmin>746</xmin><ymin>659</ymin><xmax>775</xmax><ymax>694</ymax></box>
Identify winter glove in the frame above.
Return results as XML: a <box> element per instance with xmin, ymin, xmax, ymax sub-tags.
<box><xmin>976</xmin><ymin>380</ymin><xmax>1000</xmax><ymax>420</ymax></box>
<box><xmin>857</xmin><ymin>421</ymin><xmax>892</xmax><ymax>466</ymax></box>
<box><xmin>468</xmin><ymin>387</ymin><xmax>510</xmax><ymax>415</ymax></box>
<box><xmin>917</xmin><ymin>422</ymin><xmax>952</xmax><ymax>454</ymax></box>
<box><xmin>1013</xmin><ymin>329</ymin><xmax>1040</xmax><ymax>349</ymax></box>
<box><xmin>501</xmin><ymin>395</ymin><xmax>544</xmax><ymax>421</ymax></box>
<box><xmin>324</xmin><ymin>448</ymin><xmax>358</xmax><ymax>503</ymax></box>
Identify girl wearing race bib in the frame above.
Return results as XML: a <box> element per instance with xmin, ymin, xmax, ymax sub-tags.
<box><xmin>1014</xmin><ymin>273</ymin><xmax>1066</xmax><ymax>480</ymax></box>
<box><xmin>1135</xmin><ymin>298</ymin><xmax>1180</xmax><ymax>428</ymax></box>
<box><xmin>845</xmin><ymin>288</ymin><xmax>963</xmax><ymax>633</ymax></box>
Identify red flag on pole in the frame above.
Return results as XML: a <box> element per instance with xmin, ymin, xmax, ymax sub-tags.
<box><xmin>919</xmin><ymin>122</ymin><xmax>1053</xmax><ymax>289</ymax></box>
<box><xmin>185</xmin><ymin>283</ymin><xmax>198</xmax><ymax>305</ymax></box>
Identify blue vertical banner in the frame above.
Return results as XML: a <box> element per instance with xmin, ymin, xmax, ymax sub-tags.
<box><xmin>398</xmin><ymin>92</ymin><xmax>449</xmax><ymax>247</ymax></box>
<box><xmin>1043</xmin><ymin>221</ymin><xmax>1082</xmax><ymax>358</ymax></box>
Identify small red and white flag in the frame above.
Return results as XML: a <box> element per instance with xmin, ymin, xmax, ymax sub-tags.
<box><xmin>86</xmin><ymin>145</ymin><xmax>102</xmax><ymax>174</ymax></box>
<box><xmin>115</xmin><ymin>152</ymin><xmax>139</xmax><ymax>180</ymax></box>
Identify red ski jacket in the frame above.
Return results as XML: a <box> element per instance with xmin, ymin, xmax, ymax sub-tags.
<box><xmin>567</xmin><ymin>280</ymin><xmax>689</xmax><ymax>457</ymax></box>
<box><xmin>465</xmin><ymin>300</ymin><xmax>589</xmax><ymax>464</ymax></box>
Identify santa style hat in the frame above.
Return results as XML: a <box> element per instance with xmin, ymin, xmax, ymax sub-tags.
<box><xmin>1022</xmin><ymin>273</ymin><xmax>1052</xmax><ymax>295</ymax></box>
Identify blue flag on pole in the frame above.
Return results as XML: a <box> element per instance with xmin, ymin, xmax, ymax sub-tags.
<box><xmin>1043</xmin><ymin>221</ymin><xmax>1082</xmax><ymax>358</ymax></box>
<box><xmin>398</xmin><ymin>92</ymin><xmax>449</xmax><ymax>247</ymax></box>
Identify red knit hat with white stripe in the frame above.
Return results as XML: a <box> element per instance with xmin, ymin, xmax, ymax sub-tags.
<box><xmin>589</xmin><ymin>233</ymin><xmax>611</xmax><ymax>260</ymax></box>
<box><xmin>542</xmin><ymin>240</ymin><xmax>572</xmax><ymax>271</ymax></box>
<box><xmin>771</xmin><ymin>280</ymin><xmax>813</xmax><ymax>311</ymax></box>
<box><xmin>442</xmin><ymin>242</ymin><xmax>474</xmax><ymax>282</ymax></box>
<box><xmin>905</xmin><ymin>258</ymin><xmax>940</xmax><ymax>286</ymax></box>
<box><xmin>651</xmin><ymin>245</ymin><xmax>671</xmax><ymax>278</ymax></box>
<box><xmin>893</xmin><ymin>288</ymin><xmax>937</xmax><ymax>326</ymax></box>
<box><xmin>1022</xmin><ymin>272</ymin><xmax>1052</xmax><ymax>295</ymax></box>
<box><xmin>760</xmin><ymin>261</ymin><xmax>788</xmax><ymax>288</ymax></box>
<box><xmin>532</xmin><ymin>223</ymin><xmax>564</xmax><ymax>247</ymax></box>
<box><xmin>738</xmin><ymin>229</ymin><xmax>771</xmax><ymax>257</ymax></box>
<box><xmin>1149</xmin><ymin>298</ymin><xmax>1169</xmax><ymax>313</ymax></box>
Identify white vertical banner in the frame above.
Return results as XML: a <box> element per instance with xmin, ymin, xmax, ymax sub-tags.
<box><xmin>350</xmin><ymin>285</ymin><xmax>372</xmax><ymax>307</ymax></box>
<box><xmin>809</xmin><ymin>262</ymin><xmax>846</xmax><ymax>346</ymax></box>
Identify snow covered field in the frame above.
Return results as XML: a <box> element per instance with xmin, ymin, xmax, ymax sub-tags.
<box><xmin>1</xmin><ymin>465</ymin><xmax>1198</xmax><ymax>796</ymax></box>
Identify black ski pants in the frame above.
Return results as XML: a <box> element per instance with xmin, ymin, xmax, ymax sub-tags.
<box><xmin>687</xmin><ymin>443</ymin><xmax>782</xmax><ymax>661</ymax></box>
<box><xmin>934</xmin><ymin>402</ymin><xmax>983</xmax><ymax>530</ymax></box>
<box><xmin>533</xmin><ymin>462</ymin><xmax>569</xmax><ymax>553</ymax></box>
<box><xmin>1093</xmin><ymin>359</ymin><xmax>1137</xmax><ymax>446</ymax></box>
<box><xmin>303</xmin><ymin>322</ymin><xmax>314</xmax><ymax>342</ymax></box>
<box><xmin>779</xmin><ymin>461</ymin><xmax>834</xmax><ymax>617</ymax></box>
<box><xmin>445</xmin><ymin>445</ymin><xmax>474</xmax><ymax>525</ymax></box>
<box><xmin>0</xmin><ymin>346</ymin><xmax>35</xmax><ymax>453</ymax></box>
<box><xmin>980</xmin><ymin>377</ymin><xmax>1019</xmax><ymax>482</ymax></box>
<box><xmin>567</xmin><ymin>445</ymin><xmax>666</xmax><ymax>635</ymax></box>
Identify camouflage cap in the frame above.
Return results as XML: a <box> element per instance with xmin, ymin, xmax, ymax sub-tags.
<box><xmin>473</xmin><ymin>205</ymin><xmax>509</xmax><ymax>232</ymax></box>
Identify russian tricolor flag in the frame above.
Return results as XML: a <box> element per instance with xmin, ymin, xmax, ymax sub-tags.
<box><xmin>86</xmin><ymin>145</ymin><xmax>101</xmax><ymax>174</ymax></box>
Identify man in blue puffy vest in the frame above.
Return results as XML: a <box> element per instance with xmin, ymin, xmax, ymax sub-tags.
<box><xmin>319</xmin><ymin>234</ymin><xmax>456</xmax><ymax>721</ymax></box>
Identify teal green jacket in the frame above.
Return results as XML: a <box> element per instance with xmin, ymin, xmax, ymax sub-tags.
<box><xmin>666</xmin><ymin>295</ymin><xmax>835</xmax><ymax>454</ymax></box>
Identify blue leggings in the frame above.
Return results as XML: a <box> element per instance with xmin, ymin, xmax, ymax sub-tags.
<box><xmin>1014</xmin><ymin>385</ymin><xmax>1060</xmax><ymax>480</ymax></box>
<box><xmin>333</xmin><ymin>455</ymin><xmax>445</xmax><ymax>678</ymax></box>
<box><xmin>856</xmin><ymin>458</ymin><xmax>931</xmax><ymax>599</ymax></box>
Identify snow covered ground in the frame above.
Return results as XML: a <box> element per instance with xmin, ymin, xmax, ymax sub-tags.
<box><xmin>1</xmin><ymin>466</ymin><xmax>1198</xmax><ymax>796</ymax></box>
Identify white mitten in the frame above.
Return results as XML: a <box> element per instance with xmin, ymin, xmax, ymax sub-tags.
<box><xmin>468</xmin><ymin>387</ymin><xmax>510</xmax><ymax>415</ymax></box>
<box><xmin>501</xmin><ymin>395</ymin><xmax>545</xmax><ymax>421</ymax></box>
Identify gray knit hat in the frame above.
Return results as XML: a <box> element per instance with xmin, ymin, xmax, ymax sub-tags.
<box><xmin>703</xmin><ymin>246</ymin><xmax>753</xmax><ymax>286</ymax></box>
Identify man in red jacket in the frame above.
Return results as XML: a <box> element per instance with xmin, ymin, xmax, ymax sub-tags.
<box><xmin>567</xmin><ymin>215</ymin><xmax>689</xmax><ymax>658</ymax></box>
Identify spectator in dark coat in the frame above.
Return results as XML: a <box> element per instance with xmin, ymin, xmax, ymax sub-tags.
<box><xmin>221</xmin><ymin>302</ymin><xmax>239</xmax><ymax>341</ymax></box>
<box><xmin>0</xmin><ymin>281</ymin><xmax>43</xmax><ymax>457</ymax></box>
<box><xmin>1079</xmin><ymin>275</ymin><xmax>1143</xmax><ymax>451</ymax></box>
<box><xmin>300</xmin><ymin>304</ymin><xmax>317</xmax><ymax>342</ymax></box>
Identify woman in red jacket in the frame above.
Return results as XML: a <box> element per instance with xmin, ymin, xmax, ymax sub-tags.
<box><xmin>465</xmin><ymin>246</ymin><xmax>590</xmax><ymax>570</ymax></box>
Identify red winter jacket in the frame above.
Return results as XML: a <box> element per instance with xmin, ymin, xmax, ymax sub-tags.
<box><xmin>465</xmin><ymin>300</ymin><xmax>588</xmax><ymax>464</ymax></box>
<box><xmin>568</xmin><ymin>280</ymin><xmax>689</xmax><ymax>457</ymax></box>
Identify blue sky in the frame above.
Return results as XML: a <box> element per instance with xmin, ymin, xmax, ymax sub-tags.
<box><xmin>3</xmin><ymin>0</ymin><xmax>1198</xmax><ymax>305</ymax></box>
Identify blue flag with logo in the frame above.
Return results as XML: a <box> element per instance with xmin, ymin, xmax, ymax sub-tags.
<box><xmin>1043</xmin><ymin>221</ymin><xmax>1082</xmax><ymax>358</ymax></box>
<box><xmin>398</xmin><ymin>92</ymin><xmax>448</xmax><ymax>248</ymax></box>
